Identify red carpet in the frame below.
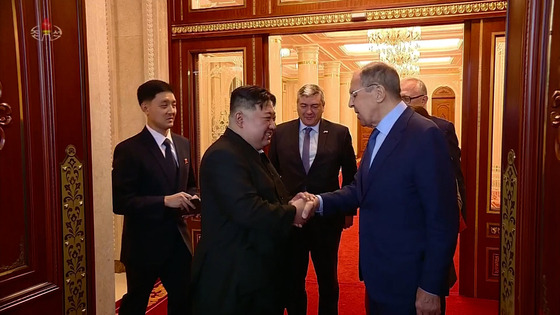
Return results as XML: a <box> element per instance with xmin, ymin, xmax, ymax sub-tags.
<box><xmin>127</xmin><ymin>213</ymin><xmax>498</xmax><ymax>314</ymax></box>
<box><xmin>303</xmin><ymin>212</ymin><xmax>498</xmax><ymax>315</ymax></box>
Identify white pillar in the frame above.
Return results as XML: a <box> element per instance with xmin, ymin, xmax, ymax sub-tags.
<box><xmin>269</xmin><ymin>36</ymin><xmax>283</xmax><ymax>122</ymax></box>
<box><xmin>322</xmin><ymin>61</ymin><xmax>341</xmax><ymax>122</ymax></box>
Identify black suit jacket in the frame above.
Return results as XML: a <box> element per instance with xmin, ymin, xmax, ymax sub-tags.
<box><xmin>112</xmin><ymin>127</ymin><xmax>197</xmax><ymax>265</ymax></box>
<box><xmin>268</xmin><ymin>119</ymin><xmax>357</xmax><ymax>226</ymax></box>
<box><xmin>430</xmin><ymin>116</ymin><xmax>466</xmax><ymax>220</ymax></box>
<box><xmin>191</xmin><ymin>128</ymin><xmax>296</xmax><ymax>314</ymax></box>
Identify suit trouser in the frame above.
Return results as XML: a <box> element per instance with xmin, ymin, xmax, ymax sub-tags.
<box><xmin>119</xmin><ymin>237</ymin><xmax>192</xmax><ymax>315</ymax></box>
<box><xmin>365</xmin><ymin>292</ymin><xmax>447</xmax><ymax>315</ymax></box>
<box><xmin>286</xmin><ymin>217</ymin><xmax>343</xmax><ymax>315</ymax></box>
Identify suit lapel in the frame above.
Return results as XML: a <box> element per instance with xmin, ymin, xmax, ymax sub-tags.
<box><xmin>313</xmin><ymin>119</ymin><xmax>328</xmax><ymax>171</ymax></box>
<box><xmin>361</xmin><ymin>108</ymin><xmax>413</xmax><ymax>196</ymax></box>
<box><xmin>139</xmin><ymin>128</ymin><xmax>176</xmax><ymax>185</ymax></box>
<box><xmin>172</xmin><ymin>133</ymin><xmax>188</xmax><ymax>191</ymax></box>
<box><xmin>288</xmin><ymin>120</ymin><xmax>305</xmax><ymax>174</ymax></box>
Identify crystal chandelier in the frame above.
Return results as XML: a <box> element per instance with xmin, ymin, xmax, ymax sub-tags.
<box><xmin>367</xmin><ymin>27</ymin><xmax>421</xmax><ymax>76</ymax></box>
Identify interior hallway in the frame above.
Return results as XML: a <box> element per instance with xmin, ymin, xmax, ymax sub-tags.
<box><xmin>115</xmin><ymin>211</ymin><xmax>499</xmax><ymax>314</ymax></box>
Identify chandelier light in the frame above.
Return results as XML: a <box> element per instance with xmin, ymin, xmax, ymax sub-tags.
<box><xmin>367</xmin><ymin>27</ymin><xmax>422</xmax><ymax>76</ymax></box>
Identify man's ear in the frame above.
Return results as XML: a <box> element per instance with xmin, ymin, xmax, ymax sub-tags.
<box><xmin>235</xmin><ymin>111</ymin><xmax>244</xmax><ymax>127</ymax></box>
<box><xmin>140</xmin><ymin>101</ymin><xmax>149</xmax><ymax>113</ymax></box>
<box><xmin>375</xmin><ymin>85</ymin><xmax>387</xmax><ymax>103</ymax></box>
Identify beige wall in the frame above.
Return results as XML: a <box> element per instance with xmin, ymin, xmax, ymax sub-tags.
<box><xmin>85</xmin><ymin>0</ymin><xmax>169</xmax><ymax>313</ymax></box>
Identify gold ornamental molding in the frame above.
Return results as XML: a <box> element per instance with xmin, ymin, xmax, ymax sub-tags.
<box><xmin>0</xmin><ymin>239</ymin><xmax>26</xmax><ymax>277</ymax></box>
<box><xmin>61</xmin><ymin>145</ymin><xmax>88</xmax><ymax>314</ymax></box>
<box><xmin>500</xmin><ymin>150</ymin><xmax>517</xmax><ymax>315</ymax></box>
<box><xmin>171</xmin><ymin>1</ymin><xmax>507</xmax><ymax>35</ymax></box>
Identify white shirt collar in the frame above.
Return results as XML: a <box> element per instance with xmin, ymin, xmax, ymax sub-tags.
<box><xmin>299</xmin><ymin>120</ymin><xmax>320</xmax><ymax>133</ymax></box>
<box><xmin>146</xmin><ymin>125</ymin><xmax>172</xmax><ymax>146</ymax></box>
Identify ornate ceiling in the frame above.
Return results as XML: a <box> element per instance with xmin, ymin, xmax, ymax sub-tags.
<box><xmin>277</xmin><ymin>23</ymin><xmax>464</xmax><ymax>79</ymax></box>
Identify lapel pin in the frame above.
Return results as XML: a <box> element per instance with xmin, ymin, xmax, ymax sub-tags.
<box><xmin>184</xmin><ymin>158</ymin><xmax>189</xmax><ymax>165</ymax></box>
<box><xmin>323</xmin><ymin>130</ymin><xmax>328</xmax><ymax>133</ymax></box>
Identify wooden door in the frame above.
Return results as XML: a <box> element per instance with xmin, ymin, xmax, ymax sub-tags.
<box><xmin>0</xmin><ymin>1</ymin><xmax>94</xmax><ymax>314</ymax></box>
<box><xmin>540</xmin><ymin>0</ymin><xmax>560</xmax><ymax>312</ymax></box>
<box><xmin>169</xmin><ymin>35</ymin><xmax>267</xmax><ymax>251</ymax></box>
<box><xmin>500</xmin><ymin>0</ymin><xmax>560</xmax><ymax>312</ymax></box>
<box><xmin>432</xmin><ymin>86</ymin><xmax>456</xmax><ymax>124</ymax></box>
<box><xmin>459</xmin><ymin>18</ymin><xmax>505</xmax><ymax>300</ymax></box>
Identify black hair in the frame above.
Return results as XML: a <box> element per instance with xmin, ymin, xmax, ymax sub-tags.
<box><xmin>137</xmin><ymin>80</ymin><xmax>174</xmax><ymax>106</ymax></box>
<box><xmin>230</xmin><ymin>85</ymin><xmax>275</xmax><ymax>114</ymax></box>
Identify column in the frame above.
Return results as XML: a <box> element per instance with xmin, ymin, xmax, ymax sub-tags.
<box><xmin>296</xmin><ymin>45</ymin><xmax>319</xmax><ymax>88</ymax></box>
<box><xmin>339</xmin><ymin>72</ymin><xmax>358</xmax><ymax>151</ymax></box>
<box><xmin>269</xmin><ymin>36</ymin><xmax>283</xmax><ymax>122</ymax></box>
<box><xmin>323</xmin><ymin>61</ymin><xmax>341</xmax><ymax>122</ymax></box>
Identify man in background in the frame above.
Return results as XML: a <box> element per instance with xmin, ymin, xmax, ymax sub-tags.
<box><xmin>269</xmin><ymin>83</ymin><xmax>357</xmax><ymax>315</ymax></box>
<box><xmin>191</xmin><ymin>85</ymin><xmax>314</xmax><ymax>315</ymax></box>
<box><xmin>112</xmin><ymin>80</ymin><xmax>199</xmax><ymax>314</ymax></box>
<box><xmin>400</xmin><ymin>77</ymin><xmax>466</xmax><ymax>222</ymax></box>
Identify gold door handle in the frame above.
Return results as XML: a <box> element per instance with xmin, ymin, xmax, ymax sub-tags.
<box><xmin>0</xmin><ymin>81</ymin><xmax>13</xmax><ymax>151</ymax></box>
<box><xmin>552</xmin><ymin>111</ymin><xmax>560</xmax><ymax>127</ymax></box>
<box><xmin>552</xmin><ymin>90</ymin><xmax>560</xmax><ymax>108</ymax></box>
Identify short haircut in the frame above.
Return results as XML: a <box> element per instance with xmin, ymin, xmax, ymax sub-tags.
<box><xmin>402</xmin><ymin>77</ymin><xmax>428</xmax><ymax>95</ymax></box>
<box><xmin>297</xmin><ymin>84</ymin><xmax>325</xmax><ymax>106</ymax></box>
<box><xmin>137</xmin><ymin>80</ymin><xmax>174</xmax><ymax>106</ymax></box>
<box><xmin>360</xmin><ymin>62</ymin><xmax>401</xmax><ymax>99</ymax></box>
<box><xmin>230</xmin><ymin>85</ymin><xmax>275</xmax><ymax>115</ymax></box>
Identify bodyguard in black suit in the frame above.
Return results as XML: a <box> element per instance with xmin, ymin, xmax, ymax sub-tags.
<box><xmin>112</xmin><ymin>80</ymin><xmax>199</xmax><ymax>315</ymax></box>
<box><xmin>401</xmin><ymin>77</ymin><xmax>465</xmax><ymax>314</ymax></box>
<box><xmin>191</xmin><ymin>85</ymin><xmax>315</xmax><ymax>315</ymax></box>
<box><xmin>269</xmin><ymin>84</ymin><xmax>357</xmax><ymax>315</ymax></box>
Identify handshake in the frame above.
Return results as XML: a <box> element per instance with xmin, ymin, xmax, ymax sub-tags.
<box><xmin>289</xmin><ymin>192</ymin><xmax>320</xmax><ymax>227</ymax></box>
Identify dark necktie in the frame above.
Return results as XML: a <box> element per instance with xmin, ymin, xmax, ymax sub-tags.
<box><xmin>302</xmin><ymin>127</ymin><xmax>312</xmax><ymax>173</ymax></box>
<box><xmin>163</xmin><ymin>139</ymin><xmax>178</xmax><ymax>183</ymax></box>
<box><xmin>360</xmin><ymin>128</ymin><xmax>380</xmax><ymax>186</ymax></box>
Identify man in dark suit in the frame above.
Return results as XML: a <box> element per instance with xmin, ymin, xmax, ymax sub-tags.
<box><xmin>191</xmin><ymin>85</ymin><xmax>314</xmax><ymax>315</ymax></box>
<box><xmin>303</xmin><ymin>63</ymin><xmax>458</xmax><ymax>315</ymax></box>
<box><xmin>400</xmin><ymin>77</ymin><xmax>466</xmax><ymax>221</ymax></box>
<box><xmin>112</xmin><ymin>80</ymin><xmax>199</xmax><ymax>315</ymax></box>
<box><xmin>269</xmin><ymin>84</ymin><xmax>357</xmax><ymax>315</ymax></box>
<box><xmin>400</xmin><ymin>78</ymin><xmax>465</xmax><ymax>314</ymax></box>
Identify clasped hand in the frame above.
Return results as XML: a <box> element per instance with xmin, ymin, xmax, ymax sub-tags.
<box><xmin>164</xmin><ymin>192</ymin><xmax>201</xmax><ymax>216</ymax></box>
<box><xmin>289</xmin><ymin>192</ymin><xmax>319</xmax><ymax>227</ymax></box>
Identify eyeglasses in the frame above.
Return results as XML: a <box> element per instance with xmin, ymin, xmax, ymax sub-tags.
<box><xmin>401</xmin><ymin>94</ymin><xmax>426</xmax><ymax>105</ymax></box>
<box><xmin>350</xmin><ymin>84</ymin><xmax>379</xmax><ymax>99</ymax></box>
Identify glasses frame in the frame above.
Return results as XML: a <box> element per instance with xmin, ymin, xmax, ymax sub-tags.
<box><xmin>350</xmin><ymin>83</ymin><xmax>379</xmax><ymax>99</ymax></box>
<box><xmin>401</xmin><ymin>94</ymin><xmax>426</xmax><ymax>105</ymax></box>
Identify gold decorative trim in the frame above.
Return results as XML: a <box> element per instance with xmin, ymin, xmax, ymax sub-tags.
<box><xmin>0</xmin><ymin>103</ymin><xmax>12</xmax><ymax>151</ymax></box>
<box><xmin>500</xmin><ymin>150</ymin><xmax>517</xmax><ymax>314</ymax></box>
<box><xmin>485</xmin><ymin>247</ymin><xmax>500</xmax><ymax>282</ymax></box>
<box><xmin>252</xmin><ymin>37</ymin><xmax>256</xmax><ymax>84</ymax></box>
<box><xmin>486</xmin><ymin>222</ymin><xmax>500</xmax><ymax>238</ymax></box>
<box><xmin>0</xmin><ymin>239</ymin><xmax>26</xmax><ymax>277</ymax></box>
<box><xmin>171</xmin><ymin>1</ymin><xmax>507</xmax><ymax>35</ymax></box>
<box><xmin>366</xmin><ymin>1</ymin><xmax>506</xmax><ymax>20</ymax></box>
<box><xmin>61</xmin><ymin>145</ymin><xmax>88</xmax><ymax>314</ymax></box>
<box><xmin>297</xmin><ymin>60</ymin><xmax>318</xmax><ymax>65</ymax></box>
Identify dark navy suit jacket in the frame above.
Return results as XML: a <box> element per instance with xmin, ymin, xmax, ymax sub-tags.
<box><xmin>321</xmin><ymin>106</ymin><xmax>458</xmax><ymax>304</ymax></box>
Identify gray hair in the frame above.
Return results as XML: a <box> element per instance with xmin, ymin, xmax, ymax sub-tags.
<box><xmin>297</xmin><ymin>84</ymin><xmax>325</xmax><ymax>106</ymax></box>
<box><xmin>360</xmin><ymin>62</ymin><xmax>401</xmax><ymax>99</ymax></box>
